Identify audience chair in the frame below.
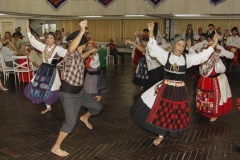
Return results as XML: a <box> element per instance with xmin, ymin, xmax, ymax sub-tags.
<box><xmin>0</xmin><ymin>53</ymin><xmax>14</xmax><ymax>85</ymax></box>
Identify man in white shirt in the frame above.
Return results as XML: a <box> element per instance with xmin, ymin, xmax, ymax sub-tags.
<box><xmin>226</xmin><ymin>27</ymin><xmax>240</xmax><ymax>74</ymax></box>
<box><xmin>62</xmin><ymin>31</ymin><xmax>70</xmax><ymax>44</ymax></box>
<box><xmin>61</xmin><ymin>28</ymin><xmax>65</xmax><ymax>37</ymax></box>
<box><xmin>1</xmin><ymin>41</ymin><xmax>17</xmax><ymax>67</ymax></box>
<box><xmin>206</xmin><ymin>24</ymin><xmax>216</xmax><ymax>38</ymax></box>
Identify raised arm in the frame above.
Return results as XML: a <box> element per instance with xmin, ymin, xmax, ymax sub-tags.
<box><xmin>186</xmin><ymin>33</ymin><xmax>220</xmax><ymax>68</ymax></box>
<box><xmin>82</xmin><ymin>48</ymin><xmax>98</xmax><ymax>59</ymax></box>
<box><xmin>217</xmin><ymin>45</ymin><xmax>234</xmax><ymax>59</ymax></box>
<box><xmin>125</xmin><ymin>39</ymin><xmax>146</xmax><ymax>53</ymax></box>
<box><xmin>191</xmin><ymin>40</ymin><xmax>207</xmax><ymax>53</ymax></box>
<box><xmin>147</xmin><ymin>21</ymin><xmax>168</xmax><ymax>65</ymax></box>
<box><xmin>25</xmin><ymin>20</ymin><xmax>45</xmax><ymax>52</ymax></box>
<box><xmin>68</xmin><ymin>20</ymin><xmax>87</xmax><ymax>54</ymax></box>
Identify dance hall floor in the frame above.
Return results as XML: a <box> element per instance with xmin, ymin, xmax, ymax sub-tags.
<box><xmin>1</xmin><ymin>54</ymin><xmax>240</xmax><ymax>160</ymax></box>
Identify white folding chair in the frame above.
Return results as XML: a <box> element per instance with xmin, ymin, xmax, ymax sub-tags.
<box><xmin>0</xmin><ymin>53</ymin><xmax>14</xmax><ymax>85</ymax></box>
<box><xmin>12</xmin><ymin>56</ymin><xmax>34</xmax><ymax>85</ymax></box>
<box><xmin>107</xmin><ymin>47</ymin><xmax>120</xmax><ymax>65</ymax></box>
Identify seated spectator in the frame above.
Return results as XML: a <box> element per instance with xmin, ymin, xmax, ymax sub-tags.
<box><xmin>1</xmin><ymin>41</ymin><xmax>17</xmax><ymax>67</ymax></box>
<box><xmin>56</xmin><ymin>33</ymin><xmax>62</xmax><ymax>46</ymax></box>
<box><xmin>62</xmin><ymin>43</ymin><xmax>68</xmax><ymax>49</ymax></box>
<box><xmin>106</xmin><ymin>38</ymin><xmax>125</xmax><ymax>66</ymax></box>
<box><xmin>17</xmin><ymin>43</ymin><xmax>29</xmax><ymax>55</ymax></box>
<box><xmin>29</xmin><ymin>48</ymin><xmax>43</xmax><ymax>73</ymax></box>
<box><xmin>13</xmin><ymin>32</ymin><xmax>24</xmax><ymax>49</ymax></box>
<box><xmin>3</xmin><ymin>31</ymin><xmax>17</xmax><ymax>51</ymax></box>
<box><xmin>62</xmin><ymin>31</ymin><xmax>70</xmax><ymax>44</ymax></box>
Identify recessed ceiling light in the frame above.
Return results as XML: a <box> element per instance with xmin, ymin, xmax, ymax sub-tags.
<box><xmin>125</xmin><ymin>15</ymin><xmax>145</xmax><ymax>17</ymax></box>
<box><xmin>80</xmin><ymin>16</ymin><xmax>102</xmax><ymax>18</ymax></box>
<box><xmin>174</xmin><ymin>14</ymin><xmax>201</xmax><ymax>17</ymax></box>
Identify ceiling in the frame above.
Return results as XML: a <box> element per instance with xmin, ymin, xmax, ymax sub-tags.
<box><xmin>1</xmin><ymin>11</ymin><xmax>240</xmax><ymax>20</ymax></box>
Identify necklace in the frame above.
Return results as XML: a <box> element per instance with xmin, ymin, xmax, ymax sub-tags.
<box><xmin>172</xmin><ymin>53</ymin><xmax>180</xmax><ymax>70</ymax></box>
<box><xmin>44</xmin><ymin>45</ymin><xmax>56</xmax><ymax>63</ymax></box>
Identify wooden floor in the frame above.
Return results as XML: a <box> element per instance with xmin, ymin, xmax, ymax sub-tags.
<box><xmin>1</xmin><ymin>54</ymin><xmax>240</xmax><ymax>160</ymax></box>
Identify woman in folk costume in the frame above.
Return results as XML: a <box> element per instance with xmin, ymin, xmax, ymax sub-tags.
<box><xmin>130</xmin><ymin>21</ymin><xmax>220</xmax><ymax>146</ymax></box>
<box><xmin>24</xmin><ymin>20</ymin><xmax>67</xmax><ymax>114</ymax></box>
<box><xmin>126</xmin><ymin>34</ymin><xmax>164</xmax><ymax>92</ymax></box>
<box><xmin>132</xmin><ymin>32</ymin><xmax>145</xmax><ymax>66</ymax></box>
<box><xmin>190</xmin><ymin>33</ymin><xmax>234</xmax><ymax>92</ymax></box>
<box><xmin>83</xmin><ymin>40</ymin><xmax>107</xmax><ymax>101</ymax></box>
<box><xmin>196</xmin><ymin>48</ymin><xmax>233</xmax><ymax>121</ymax></box>
<box><xmin>132</xmin><ymin>34</ymin><xmax>149</xmax><ymax>90</ymax></box>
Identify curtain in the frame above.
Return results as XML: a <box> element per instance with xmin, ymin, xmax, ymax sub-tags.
<box><xmin>228</xmin><ymin>20</ymin><xmax>240</xmax><ymax>31</ymax></box>
<box><xmin>60</xmin><ymin>20</ymin><xmax>122</xmax><ymax>42</ymax></box>
<box><xmin>60</xmin><ymin>19</ymin><xmax>163</xmax><ymax>43</ymax></box>
<box><xmin>123</xmin><ymin>19</ymin><xmax>164</xmax><ymax>42</ymax></box>
<box><xmin>87</xmin><ymin>20</ymin><xmax>122</xmax><ymax>42</ymax></box>
<box><xmin>60</xmin><ymin>20</ymin><xmax>79</xmax><ymax>33</ymax></box>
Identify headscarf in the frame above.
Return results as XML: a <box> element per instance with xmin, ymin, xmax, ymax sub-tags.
<box><xmin>87</xmin><ymin>40</ymin><xmax>98</xmax><ymax>49</ymax></box>
<box><xmin>168</xmin><ymin>36</ymin><xmax>186</xmax><ymax>53</ymax></box>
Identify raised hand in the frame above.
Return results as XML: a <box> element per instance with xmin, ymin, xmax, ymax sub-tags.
<box><xmin>213</xmin><ymin>33</ymin><xmax>220</xmax><ymax>43</ymax></box>
<box><xmin>148</xmin><ymin>21</ymin><xmax>154</xmax><ymax>32</ymax></box>
<box><xmin>25</xmin><ymin>20</ymin><xmax>29</xmax><ymax>26</ymax></box>
<box><xmin>79</xmin><ymin>20</ymin><xmax>88</xmax><ymax>33</ymax></box>
<box><xmin>231</xmin><ymin>48</ymin><xmax>237</xmax><ymax>53</ymax></box>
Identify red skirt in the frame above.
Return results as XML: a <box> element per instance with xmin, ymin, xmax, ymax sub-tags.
<box><xmin>133</xmin><ymin>48</ymin><xmax>143</xmax><ymax>66</ymax></box>
<box><xmin>147</xmin><ymin>81</ymin><xmax>190</xmax><ymax>132</ymax></box>
<box><xmin>196</xmin><ymin>76</ymin><xmax>223</xmax><ymax>118</ymax></box>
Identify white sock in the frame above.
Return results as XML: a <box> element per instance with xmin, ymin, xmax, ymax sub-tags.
<box><xmin>159</xmin><ymin>135</ymin><xmax>164</xmax><ymax>138</ymax></box>
<box><xmin>46</xmin><ymin>104</ymin><xmax>51</xmax><ymax>109</ymax></box>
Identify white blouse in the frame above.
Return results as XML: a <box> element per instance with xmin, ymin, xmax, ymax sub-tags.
<box><xmin>199</xmin><ymin>59</ymin><xmax>226</xmax><ymax>77</ymax></box>
<box><xmin>190</xmin><ymin>40</ymin><xmax>234</xmax><ymax>59</ymax></box>
<box><xmin>147</xmin><ymin>37</ymin><xmax>214</xmax><ymax>69</ymax></box>
<box><xmin>143</xmin><ymin>48</ymin><xmax>161</xmax><ymax>71</ymax></box>
<box><xmin>90</xmin><ymin>53</ymin><xmax>100</xmax><ymax>69</ymax></box>
<box><xmin>227</xmin><ymin>36</ymin><xmax>240</xmax><ymax>48</ymax></box>
<box><xmin>27</xmin><ymin>32</ymin><xmax>67</xmax><ymax>63</ymax></box>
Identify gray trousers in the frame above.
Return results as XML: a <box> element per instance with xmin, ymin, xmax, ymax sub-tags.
<box><xmin>59</xmin><ymin>89</ymin><xmax>103</xmax><ymax>133</ymax></box>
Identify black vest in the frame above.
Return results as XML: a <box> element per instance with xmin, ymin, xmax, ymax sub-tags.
<box><xmin>164</xmin><ymin>53</ymin><xmax>187</xmax><ymax>81</ymax></box>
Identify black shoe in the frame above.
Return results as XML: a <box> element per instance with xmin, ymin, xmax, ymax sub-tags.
<box><xmin>235</xmin><ymin>143</ymin><xmax>240</xmax><ymax>151</ymax></box>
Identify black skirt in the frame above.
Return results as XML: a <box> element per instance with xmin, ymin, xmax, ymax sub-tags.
<box><xmin>130</xmin><ymin>82</ymin><xmax>189</xmax><ymax>138</ymax></box>
<box><xmin>143</xmin><ymin>66</ymin><xmax>164</xmax><ymax>92</ymax></box>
